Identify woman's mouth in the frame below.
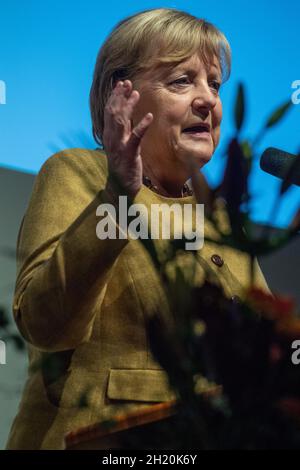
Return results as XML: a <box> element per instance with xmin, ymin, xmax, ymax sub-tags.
<box><xmin>182</xmin><ymin>125</ymin><xmax>211</xmax><ymax>139</ymax></box>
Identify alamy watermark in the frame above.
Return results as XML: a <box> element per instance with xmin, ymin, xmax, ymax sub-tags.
<box><xmin>96</xmin><ymin>196</ymin><xmax>204</xmax><ymax>250</ymax></box>
<box><xmin>291</xmin><ymin>340</ymin><xmax>300</xmax><ymax>365</ymax></box>
<box><xmin>0</xmin><ymin>340</ymin><xmax>6</xmax><ymax>365</ymax></box>
<box><xmin>291</xmin><ymin>80</ymin><xmax>300</xmax><ymax>105</ymax></box>
<box><xmin>0</xmin><ymin>80</ymin><xmax>6</xmax><ymax>105</ymax></box>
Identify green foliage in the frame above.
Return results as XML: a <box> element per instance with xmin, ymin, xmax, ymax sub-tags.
<box><xmin>254</xmin><ymin>100</ymin><xmax>292</xmax><ymax>146</ymax></box>
<box><xmin>137</xmin><ymin>84</ymin><xmax>300</xmax><ymax>449</ymax></box>
<box><xmin>234</xmin><ymin>83</ymin><xmax>245</xmax><ymax>133</ymax></box>
<box><xmin>265</xmin><ymin>101</ymin><xmax>292</xmax><ymax>129</ymax></box>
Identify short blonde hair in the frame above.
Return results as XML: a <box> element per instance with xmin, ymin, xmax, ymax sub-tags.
<box><xmin>90</xmin><ymin>8</ymin><xmax>231</xmax><ymax>146</ymax></box>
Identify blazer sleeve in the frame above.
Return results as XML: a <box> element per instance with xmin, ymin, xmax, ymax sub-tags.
<box><xmin>12</xmin><ymin>148</ymin><xmax>129</xmax><ymax>352</ymax></box>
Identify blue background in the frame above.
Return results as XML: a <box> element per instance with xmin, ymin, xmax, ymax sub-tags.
<box><xmin>0</xmin><ymin>0</ymin><xmax>299</xmax><ymax>226</ymax></box>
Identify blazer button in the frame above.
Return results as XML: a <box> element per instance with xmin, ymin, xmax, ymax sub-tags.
<box><xmin>211</xmin><ymin>254</ymin><xmax>224</xmax><ymax>267</ymax></box>
<box><xmin>231</xmin><ymin>295</ymin><xmax>241</xmax><ymax>304</ymax></box>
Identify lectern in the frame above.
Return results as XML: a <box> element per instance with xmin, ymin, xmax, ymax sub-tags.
<box><xmin>65</xmin><ymin>401</ymin><xmax>177</xmax><ymax>450</ymax></box>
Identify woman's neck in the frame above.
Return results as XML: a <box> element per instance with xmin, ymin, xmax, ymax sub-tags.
<box><xmin>142</xmin><ymin>162</ymin><xmax>191</xmax><ymax>198</ymax></box>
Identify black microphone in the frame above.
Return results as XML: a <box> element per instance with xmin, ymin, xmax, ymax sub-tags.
<box><xmin>260</xmin><ymin>147</ymin><xmax>300</xmax><ymax>187</ymax></box>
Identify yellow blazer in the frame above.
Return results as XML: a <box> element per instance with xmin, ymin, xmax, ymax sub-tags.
<box><xmin>6</xmin><ymin>148</ymin><xmax>268</xmax><ymax>449</ymax></box>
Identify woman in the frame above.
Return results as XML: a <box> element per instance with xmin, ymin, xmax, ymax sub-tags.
<box><xmin>6</xmin><ymin>8</ymin><xmax>268</xmax><ymax>449</ymax></box>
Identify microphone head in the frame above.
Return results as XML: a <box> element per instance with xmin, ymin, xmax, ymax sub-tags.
<box><xmin>260</xmin><ymin>147</ymin><xmax>300</xmax><ymax>186</ymax></box>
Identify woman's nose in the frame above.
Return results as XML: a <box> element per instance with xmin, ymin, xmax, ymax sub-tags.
<box><xmin>192</xmin><ymin>83</ymin><xmax>217</xmax><ymax>114</ymax></box>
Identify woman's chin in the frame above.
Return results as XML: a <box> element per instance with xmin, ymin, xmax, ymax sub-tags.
<box><xmin>178</xmin><ymin>139</ymin><xmax>214</xmax><ymax>163</ymax></box>
<box><xmin>182</xmin><ymin>147</ymin><xmax>214</xmax><ymax>168</ymax></box>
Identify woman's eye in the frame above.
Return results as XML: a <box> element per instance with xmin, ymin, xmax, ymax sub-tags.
<box><xmin>210</xmin><ymin>80</ymin><xmax>221</xmax><ymax>93</ymax></box>
<box><xmin>169</xmin><ymin>76</ymin><xmax>221</xmax><ymax>92</ymax></box>
<box><xmin>170</xmin><ymin>77</ymin><xmax>190</xmax><ymax>86</ymax></box>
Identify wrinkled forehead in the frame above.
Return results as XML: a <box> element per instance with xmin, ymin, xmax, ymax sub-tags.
<box><xmin>166</xmin><ymin>53</ymin><xmax>222</xmax><ymax>76</ymax></box>
<box><xmin>135</xmin><ymin>52</ymin><xmax>222</xmax><ymax>85</ymax></box>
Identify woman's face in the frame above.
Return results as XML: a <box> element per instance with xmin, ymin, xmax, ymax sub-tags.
<box><xmin>131</xmin><ymin>52</ymin><xmax>223</xmax><ymax>182</ymax></box>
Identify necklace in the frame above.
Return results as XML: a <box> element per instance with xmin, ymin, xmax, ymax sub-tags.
<box><xmin>142</xmin><ymin>175</ymin><xmax>193</xmax><ymax>197</ymax></box>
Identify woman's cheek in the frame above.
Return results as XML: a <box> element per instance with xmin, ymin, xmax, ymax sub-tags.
<box><xmin>216</xmin><ymin>99</ymin><xmax>223</xmax><ymax>125</ymax></box>
<box><xmin>212</xmin><ymin>101</ymin><xmax>222</xmax><ymax>147</ymax></box>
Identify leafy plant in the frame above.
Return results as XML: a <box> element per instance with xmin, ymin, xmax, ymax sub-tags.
<box><xmin>132</xmin><ymin>83</ymin><xmax>300</xmax><ymax>449</ymax></box>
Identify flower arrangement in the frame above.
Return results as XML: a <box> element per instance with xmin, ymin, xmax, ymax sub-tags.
<box><xmin>137</xmin><ymin>84</ymin><xmax>300</xmax><ymax>449</ymax></box>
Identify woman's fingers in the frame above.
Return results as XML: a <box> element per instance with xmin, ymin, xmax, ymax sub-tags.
<box><xmin>113</xmin><ymin>81</ymin><xmax>141</xmax><ymax>124</ymax></box>
<box><xmin>104</xmin><ymin>80</ymin><xmax>146</xmax><ymax>149</ymax></box>
<box><xmin>102</xmin><ymin>79</ymin><xmax>153</xmax><ymax>195</ymax></box>
<box><xmin>126</xmin><ymin>112</ymin><xmax>153</xmax><ymax>153</ymax></box>
<box><xmin>109</xmin><ymin>80</ymin><xmax>134</xmax><ymax>110</ymax></box>
<box><xmin>103</xmin><ymin>84</ymin><xmax>127</xmax><ymax>143</ymax></box>
<box><xmin>123</xmin><ymin>89</ymin><xmax>140</xmax><ymax>119</ymax></box>
<box><xmin>104</xmin><ymin>80</ymin><xmax>138</xmax><ymax>138</ymax></box>
<box><xmin>122</xmin><ymin>80</ymin><xmax>133</xmax><ymax>97</ymax></box>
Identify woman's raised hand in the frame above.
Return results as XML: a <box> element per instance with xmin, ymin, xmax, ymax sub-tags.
<box><xmin>102</xmin><ymin>79</ymin><xmax>153</xmax><ymax>198</ymax></box>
